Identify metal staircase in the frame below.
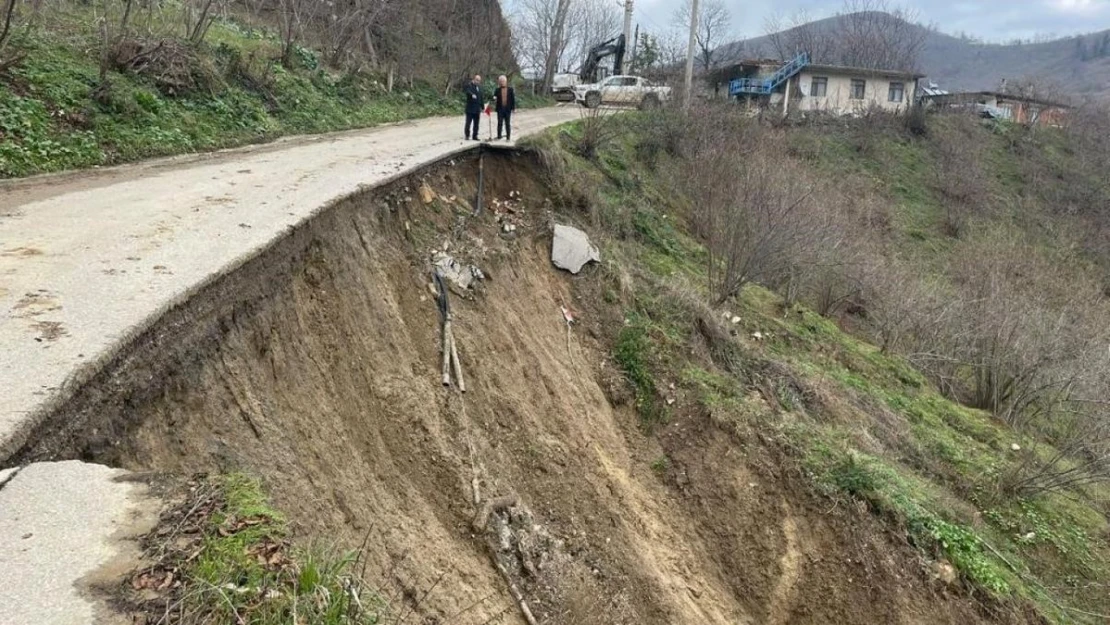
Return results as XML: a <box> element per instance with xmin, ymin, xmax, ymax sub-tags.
<box><xmin>729</xmin><ymin>53</ymin><xmax>810</xmax><ymax>97</ymax></box>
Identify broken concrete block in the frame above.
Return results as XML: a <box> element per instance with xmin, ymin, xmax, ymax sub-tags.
<box><xmin>551</xmin><ymin>225</ymin><xmax>600</xmax><ymax>274</ymax></box>
<box><xmin>434</xmin><ymin>253</ymin><xmax>484</xmax><ymax>291</ymax></box>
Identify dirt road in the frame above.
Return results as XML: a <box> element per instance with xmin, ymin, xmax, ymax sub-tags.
<box><xmin>0</xmin><ymin>106</ymin><xmax>581</xmax><ymax>460</ymax></box>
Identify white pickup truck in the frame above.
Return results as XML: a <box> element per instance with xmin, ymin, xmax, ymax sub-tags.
<box><xmin>574</xmin><ymin>75</ymin><xmax>671</xmax><ymax>110</ymax></box>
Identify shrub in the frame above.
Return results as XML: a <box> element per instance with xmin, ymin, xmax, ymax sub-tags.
<box><xmin>574</xmin><ymin>106</ymin><xmax>618</xmax><ymax>160</ymax></box>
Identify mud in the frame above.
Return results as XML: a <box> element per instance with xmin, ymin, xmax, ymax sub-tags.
<box><xmin>11</xmin><ymin>147</ymin><xmax>1039</xmax><ymax>624</ymax></box>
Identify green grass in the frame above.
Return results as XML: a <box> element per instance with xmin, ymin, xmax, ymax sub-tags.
<box><xmin>0</xmin><ymin>9</ymin><xmax>551</xmax><ymax>178</ymax></box>
<box><xmin>181</xmin><ymin>474</ymin><xmax>387</xmax><ymax>625</ymax></box>
<box><xmin>755</xmin><ymin>286</ymin><xmax>1110</xmax><ymax>621</ymax></box>
<box><xmin>525</xmin><ymin>114</ymin><xmax>1110</xmax><ymax>623</ymax></box>
<box><xmin>614</xmin><ymin>317</ymin><xmax>666</xmax><ymax>429</ymax></box>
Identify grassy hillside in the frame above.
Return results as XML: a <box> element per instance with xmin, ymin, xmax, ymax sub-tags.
<box><xmin>0</xmin><ymin>2</ymin><xmax>546</xmax><ymax>178</ymax></box>
<box><xmin>521</xmin><ymin>106</ymin><xmax>1110</xmax><ymax>623</ymax></box>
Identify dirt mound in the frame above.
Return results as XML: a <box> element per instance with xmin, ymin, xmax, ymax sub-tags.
<box><xmin>15</xmin><ymin>148</ymin><xmax>1034</xmax><ymax>624</ymax></box>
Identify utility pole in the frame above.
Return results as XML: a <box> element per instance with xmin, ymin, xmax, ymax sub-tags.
<box><xmin>684</xmin><ymin>0</ymin><xmax>699</xmax><ymax>109</ymax></box>
<box><xmin>623</xmin><ymin>0</ymin><xmax>634</xmax><ymax>50</ymax></box>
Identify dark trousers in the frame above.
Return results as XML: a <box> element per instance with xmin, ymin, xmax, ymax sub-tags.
<box><xmin>465</xmin><ymin>112</ymin><xmax>480</xmax><ymax>139</ymax></box>
<box><xmin>496</xmin><ymin>110</ymin><xmax>512</xmax><ymax>139</ymax></box>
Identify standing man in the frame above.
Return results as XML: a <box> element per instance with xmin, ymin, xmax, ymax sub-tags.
<box><xmin>464</xmin><ymin>74</ymin><xmax>484</xmax><ymax>141</ymax></box>
<box><xmin>492</xmin><ymin>75</ymin><xmax>516</xmax><ymax>141</ymax></box>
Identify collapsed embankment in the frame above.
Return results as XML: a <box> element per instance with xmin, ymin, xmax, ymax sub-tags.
<box><xmin>9</xmin><ymin>148</ymin><xmax>1029</xmax><ymax>624</ymax></box>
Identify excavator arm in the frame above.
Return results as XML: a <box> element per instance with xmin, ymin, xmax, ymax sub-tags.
<box><xmin>579</xmin><ymin>34</ymin><xmax>626</xmax><ymax>83</ymax></box>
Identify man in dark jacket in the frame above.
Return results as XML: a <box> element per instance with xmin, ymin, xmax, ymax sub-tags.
<box><xmin>463</xmin><ymin>74</ymin><xmax>484</xmax><ymax>141</ymax></box>
<box><xmin>492</xmin><ymin>75</ymin><xmax>517</xmax><ymax>141</ymax></box>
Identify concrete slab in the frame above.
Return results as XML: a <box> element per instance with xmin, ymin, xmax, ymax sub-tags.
<box><xmin>0</xmin><ymin>461</ymin><xmax>160</xmax><ymax>625</ymax></box>
<box><xmin>552</xmin><ymin>224</ymin><xmax>601</xmax><ymax>274</ymax></box>
<box><xmin>0</xmin><ymin>106</ymin><xmax>581</xmax><ymax>461</ymax></box>
<box><xmin>0</xmin><ymin>467</ymin><xmax>18</xmax><ymax>486</ymax></box>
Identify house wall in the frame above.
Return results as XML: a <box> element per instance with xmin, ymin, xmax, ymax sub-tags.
<box><xmin>794</xmin><ymin>71</ymin><xmax>914</xmax><ymax>114</ymax></box>
<box><xmin>1038</xmin><ymin>107</ymin><xmax>1069</xmax><ymax>127</ymax></box>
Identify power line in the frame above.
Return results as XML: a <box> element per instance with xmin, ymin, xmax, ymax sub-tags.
<box><xmin>634</xmin><ymin>4</ymin><xmax>670</xmax><ymax>34</ymax></box>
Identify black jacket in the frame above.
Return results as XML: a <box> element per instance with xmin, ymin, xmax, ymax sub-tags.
<box><xmin>491</xmin><ymin>86</ymin><xmax>516</xmax><ymax>113</ymax></box>
<box><xmin>464</xmin><ymin>82</ymin><xmax>484</xmax><ymax>115</ymax></box>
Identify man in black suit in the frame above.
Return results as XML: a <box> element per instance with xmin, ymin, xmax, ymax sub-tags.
<box><xmin>492</xmin><ymin>75</ymin><xmax>517</xmax><ymax>141</ymax></box>
<box><xmin>463</xmin><ymin>74</ymin><xmax>484</xmax><ymax>141</ymax></box>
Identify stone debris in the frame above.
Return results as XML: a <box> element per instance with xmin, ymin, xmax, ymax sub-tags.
<box><xmin>490</xmin><ymin>503</ymin><xmax>569</xmax><ymax>582</ymax></box>
<box><xmin>419</xmin><ymin>183</ymin><xmax>436</xmax><ymax>204</ymax></box>
<box><xmin>929</xmin><ymin>560</ymin><xmax>958</xmax><ymax>585</ymax></box>
<box><xmin>433</xmin><ymin>253</ymin><xmax>484</xmax><ymax>291</ymax></box>
<box><xmin>493</xmin><ymin>194</ymin><xmax>526</xmax><ymax>235</ymax></box>
<box><xmin>551</xmin><ymin>225</ymin><xmax>600</xmax><ymax>274</ymax></box>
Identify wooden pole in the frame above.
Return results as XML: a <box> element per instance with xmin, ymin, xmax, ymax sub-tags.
<box><xmin>450</xmin><ymin>327</ymin><xmax>466</xmax><ymax>393</ymax></box>
<box><xmin>441</xmin><ymin>317</ymin><xmax>452</xmax><ymax>387</ymax></box>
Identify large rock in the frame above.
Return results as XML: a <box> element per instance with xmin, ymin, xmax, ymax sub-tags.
<box><xmin>551</xmin><ymin>225</ymin><xmax>600</xmax><ymax>274</ymax></box>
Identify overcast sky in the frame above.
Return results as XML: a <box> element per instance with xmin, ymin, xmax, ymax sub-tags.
<box><xmin>510</xmin><ymin>0</ymin><xmax>1110</xmax><ymax>43</ymax></box>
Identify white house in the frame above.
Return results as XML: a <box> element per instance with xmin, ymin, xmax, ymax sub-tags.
<box><xmin>792</xmin><ymin>64</ymin><xmax>923</xmax><ymax>114</ymax></box>
<box><xmin>723</xmin><ymin>58</ymin><xmax>923</xmax><ymax>116</ymax></box>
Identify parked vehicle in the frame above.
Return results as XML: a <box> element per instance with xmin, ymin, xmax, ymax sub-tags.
<box><xmin>552</xmin><ymin>34</ymin><xmax>627</xmax><ymax>102</ymax></box>
<box><xmin>574</xmin><ymin>75</ymin><xmax>671</xmax><ymax>109</ymax></box>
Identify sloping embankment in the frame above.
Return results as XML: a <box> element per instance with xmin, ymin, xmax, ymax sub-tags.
<box><xmin>10</xmin><ymin>148</ymin><xmax>1027</xmax><ymax>625</ymax></box>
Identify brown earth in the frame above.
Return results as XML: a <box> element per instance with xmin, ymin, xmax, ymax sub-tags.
<box><xmin>14</xmin><ymin>148</ymin><xmax>1040</xmax><ymax>625</ymax></box>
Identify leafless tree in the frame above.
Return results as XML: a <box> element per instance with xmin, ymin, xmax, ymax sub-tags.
<box><xmin>836</xmin><ymin>0</ymin><xmax>926</xmax><ymax>71</ymax></box>
<box><xmin>0</xmin><ymin>0</ymin><xmax>25</xmax><ymax>71</ymax></box>
<box><xmin>512</xmin><ymin>0</ymin><xmax>573</xmax><ymax>91</ymax></box>
<box><xmin>96</xmin><ymin>0</ymin><xmax>136</xmax><ymax>82</ymax></box>
<box><xmin>184</xmin><ymin>0</ymin><xmax>223</xmax><ymax>44</ymax></box>
<box><xmin>654</xmin><ymin>27</ymin><xmax>687</xmax><ymax>71</ymax></box>
<box><xmin>544</xmin><ymin>0</ymin><xmax>573</xmax><ymax>90</ymax></box>
<box><xmin>315</xmin><ymin>0</ymin><xmax>398</xmax><ymax>68</ymax></box>
<box><xmin>443</xmin><ymin>0</ymin><xmax>514</xmax><ymax>91</ymax></box>
<box><xmin>0</xmin><ymin>0</ymin><xmax>16</xmax><ymax>50</ymax></box>
<box><xmin>930</xmin><ymin>116</ymin><xmax>991</xmax><ymax>237</ymax></box>
<box><xmin>763</xmin><ymin>8</ymin><xmax>835</xmax><ymax>63</ymax></box>
<box><xmin>678</xmin><ymin>108</ymin><xmax>841</xmax><ymax>302</ymax></box>
<box><xmin>513</xmin><ymin>0</ymin><xmax>622</xmax><ymax>89</ymax></box>
<box><xmin>570</xmin><ymin>0</ymin><xmax>621</xmax><ymax>69</ymax></box>
<box><xmin>762</xmin><ymin>0</ymin><xmax>926</xmax><ymax>70</ymax></box>
<box><xmin>673</xmin><ymin>0</ymin><xmax>732</xmax><ymax>73</ymax></box>
<box><xmin>275</xmin><ymin>0</ymin><xmax>324</xmax><ymax>68</ymax></box>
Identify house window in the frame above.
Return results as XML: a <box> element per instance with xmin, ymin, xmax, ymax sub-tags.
<box><xmin>850</xmin><ymin>79</ymin><xmax>866</xmax><ymax>100</ymax></box>
<box><xmin>889</xmin><ymin>82</ymin><xmax>905</xmax><ymax>103</ymax></box>
<box><xmin>810</xmin><ymin>77</ymin><xmax>828</xmax><ymax>97</ymax></box>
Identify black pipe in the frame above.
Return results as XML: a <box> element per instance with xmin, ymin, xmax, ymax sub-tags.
<box><xmin>475</xmin><ymin>146</ymin><xmax>485</xmax><ymax>216</ymax></box>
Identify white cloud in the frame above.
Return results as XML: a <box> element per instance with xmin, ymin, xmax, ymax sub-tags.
<box><xmin>1049</xmin><ymin>0</ymin><xmax>1103</xmax><ymax>13</ymax></box>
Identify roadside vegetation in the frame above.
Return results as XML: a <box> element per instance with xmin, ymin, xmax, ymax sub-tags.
<box><xmin>0</xmin><ymin>0</ymin><xmax>547</xmax><ymax>178</ymax></box>
<box><xmin>131</xmin><ymin>473</ymin><xmax>388</xmax><ymax>624</ymax></box>
<box><xmin>522</xmin><ymin>103</ymin><xmax>1110</xmax><ymax>623</ymax></box>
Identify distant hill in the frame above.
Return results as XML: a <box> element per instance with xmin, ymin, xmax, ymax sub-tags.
<box><xmin>717</xmin><ymin>13</ymin><xmax>1110</xmax><ymax>100</ymax></box>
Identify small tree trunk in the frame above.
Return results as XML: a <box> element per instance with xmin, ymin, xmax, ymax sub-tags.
<box><xmin>189</xmin><ymin>0</ymin><xmax>217</xmax><ymax>44</ymax></box>
<box><xmin>0</xmin><ymin>0</ymin><xmax>20</xmax><ymax>51</ymax></box>
<box><xmin>542</xmin><ymin>0</ymin><xmax>572</xmax><ymax>94</ymax></box>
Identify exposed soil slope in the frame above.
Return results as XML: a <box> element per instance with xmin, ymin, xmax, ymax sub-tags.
<box><xmin>15</xmin><ymin>149</ymin><xmax>1034</xmax><ymax>624</ymax></box>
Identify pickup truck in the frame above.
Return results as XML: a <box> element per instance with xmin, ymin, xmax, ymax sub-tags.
<box><xmin>574</xmin><ymin>75</ymin><xmax>671</xmax><ymax>110</ymax></box>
